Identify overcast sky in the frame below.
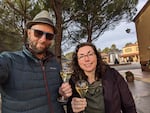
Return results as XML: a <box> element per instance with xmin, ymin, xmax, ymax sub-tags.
<box><xmin>94</xmin><ymin>0</ymin><xmax>148</xmax><ymax>50</ymax></box>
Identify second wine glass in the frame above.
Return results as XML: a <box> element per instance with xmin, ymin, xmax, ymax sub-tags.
<box><xmin>75</xmin><ymin>80</ymin><xmax>89</xmax><ymax>113</ymax></box>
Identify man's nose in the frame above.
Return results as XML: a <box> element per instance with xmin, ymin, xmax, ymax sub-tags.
<box><xmin>40</xmin><ymin>34</ymin><xmax>47</xmax><ymax>41</ymax></box>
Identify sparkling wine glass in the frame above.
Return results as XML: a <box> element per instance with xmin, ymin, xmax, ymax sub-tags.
<box><xmin>57</xmin><ymin>63</ymin><xmax>72</xmax><ymax>104</ymax></box>
<box><xmin>60</xmin><ymin>71</ymin><xmax>72</xmax><ymax>83</ymax></box>
<box><xmin>75</xmin><ymin>80</ymin><xmax>89</xmax><ymax>113</ymax></box>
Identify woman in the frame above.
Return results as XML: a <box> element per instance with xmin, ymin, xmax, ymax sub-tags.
<box><xmin>67</xmin><ymin>42</ymin><xmax>137</xmax><ymax>113</ymax></box>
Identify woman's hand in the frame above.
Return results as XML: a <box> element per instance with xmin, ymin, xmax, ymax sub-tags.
<box><xmin>59</xmin><ymin>82</ymin><xmax>72</xmax><ymax>98</ymax></box>
<box><xmin>71</xmin><ymin>97</ymin><xmax>87</xmax><ymax>113</ymax></box>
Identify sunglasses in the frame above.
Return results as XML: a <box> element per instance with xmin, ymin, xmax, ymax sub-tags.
<box><xmin>30</xmin><ymin>28</ymin><xmax>55</xmax><ymax>40</ymax></box>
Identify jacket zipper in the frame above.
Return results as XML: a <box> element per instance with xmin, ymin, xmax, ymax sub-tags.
<box><xmin>40</xmin><ymin>61</ymin><xmax>54</xmax><ymax>113</ymax></box>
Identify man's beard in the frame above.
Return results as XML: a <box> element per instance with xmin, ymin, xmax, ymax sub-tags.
<box><xmin>28</xmin><ymin>41</ymin><xmax>49</xmax><ymax>54</ymax></box>
<box><xmin>31</xmin><ymin>45</ymin><xmax>48</xmax><ymax>54</ymax></box>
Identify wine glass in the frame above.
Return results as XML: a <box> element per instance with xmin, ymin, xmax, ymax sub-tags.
<box><xmin>57</xmin><ymin>63</ymin><xmax>72</xmax><ymax>104</ymax></box>
<box><xmin>75</xmin><ymin>80</ymin><xmax>89</xmax><ymax>113</ymax></box>
<box><xmin>60</xmin><ymin>71</ymin><xmax>72</xmax><ymax>83</ymax></box>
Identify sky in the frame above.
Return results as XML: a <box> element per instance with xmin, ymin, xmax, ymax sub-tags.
<box><xmin>63</xmin><ymin>0</ymin><xmax>148</xmax><ymax>54</ymax></box>
<box><xmin>94</xmin><ymin>0</ymin><xmax>148</xmax><ymax>50</ymax></box>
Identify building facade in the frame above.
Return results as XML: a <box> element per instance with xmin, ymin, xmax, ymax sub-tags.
<box><xmin>120</xmin><ymin>42</ymin><xmax>139</xmax><ymax>63</ymax></box>
<box><xmin>133</xmin><ymin>1</ymin><xmax>150</xmax><ymax>71</ymax></box>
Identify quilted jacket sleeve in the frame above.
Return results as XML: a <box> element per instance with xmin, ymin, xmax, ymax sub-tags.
<box><xmin>0</xmin><ymin>52</ymin><xmax>9</xmax><ymax>84</ymax></box>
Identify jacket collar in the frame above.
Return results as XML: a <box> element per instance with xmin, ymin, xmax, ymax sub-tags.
<box><xmin>22</xmin><ymin>45</ymin><xmax>54</xmax><ymax>63</ymax></box>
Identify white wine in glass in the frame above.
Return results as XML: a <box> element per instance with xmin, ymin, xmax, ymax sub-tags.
<box><xmin>75</xmin><ymin>80</ymin><xmax>88</xmax><ymax>98</ymax></box>
<box><xmin>57</xmin><ymin>71</ymin><xmax>72</xmax><ymax>103</ymax></box>
<box><xmin>60</xmin><ymin>71</ymin><xmax>72</xmax><ymax>82</ymax></box>
<box><xmin>75</xmin><ymin>80</ymin><xmax>88</xmax><ymax>113</ymax></box>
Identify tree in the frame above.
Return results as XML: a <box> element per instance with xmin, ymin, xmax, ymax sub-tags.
<box><xmin>110</xmin><ymin>44</ymin><xmax>117</xmax><ymax>50</ymax></box>
<box><xmin>125</xmin><ymin>42</ymin><xmax>133</xmax><ymax>47</ymax></box>
<box><xmin>49</xmin><ymin>0</ymin><xmax>76</xmax><ymax>64</ymax></box>
<box><xmin>48</xmin><ymin>0</ymin><xmax>138</xmax><ymax>63</ymax></box>
<box><xmin>102</xmin><ymin>44</ymin><xmax>120</xmax><ymax>54</ymax></box>
<box><xmin>102</xmin><ymin>47</ymin><xmax>110</xmax><ymax>54</ymax></box>
<box><xmin>65</xmin><ymin>52</ymin><xmax>74</xmax><ymax>60</ymax></box>
<box><xmin>0</xmin><ymin>0</ymin><xmax>64</xmax><ymax>63</ymax></box>
<box><xmin>67</xmin><ymin>0</ymin><xmax>138</xmax><ymax>43</ymax></box>
<box><xmin>48</xmin><ymin>0</ymin><xmax>63</xmax><ymax>64</ymax></box>
<box><xmin>0</xmin><ymin>0</ymin><xmax>23</xmax><ymax>51</ymax></box>
<box><xmin>0</xmin><ymin>0</ymin><xmax>48</xmax><ymax>51</ymax></box>
<box><xmin>0</xmin><ymin>0</ymin><xmax>138</xmax><ymax>64</ymax></box>
<box><xmin>110</xmin><ymin>44</ymin><xmax>120</xmax><ymax>53</ymax></box>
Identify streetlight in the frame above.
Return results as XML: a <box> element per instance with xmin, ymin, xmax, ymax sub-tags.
<box><xmin>125</xmin><ymin>28</ymin><xmax>131</xmax><ymax>33</ymax></box>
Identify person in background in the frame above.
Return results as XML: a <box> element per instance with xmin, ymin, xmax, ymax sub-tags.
<box><xmin>0</xmin><ymin>10</ymin><xmax>72</xmax><ymax>113</ymax></box>
<box><xmin>114</xmin><ymin>58</ymin><xmax>119</xmax><ymax>64</ymax></box>
<box><xmin>67</xmin><ymin>42</ymin><xmax>137</xmax><ymax>113</ymax></box>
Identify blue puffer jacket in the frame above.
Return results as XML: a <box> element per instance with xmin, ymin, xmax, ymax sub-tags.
<box><xmin>0</xmin><ymin>46</ymin><xmax>64</xmax><ymax>113</ymax></box>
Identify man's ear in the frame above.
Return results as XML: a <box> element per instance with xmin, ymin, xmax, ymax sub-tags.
<box><xmin>27</xmin><ymin>29</ymin><xmax>31</xmax><ymax>37</ymax></box>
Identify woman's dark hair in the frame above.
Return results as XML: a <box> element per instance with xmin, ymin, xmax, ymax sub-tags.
<box><xmin>72</xmin><ymin>42</ymin><xmax>107</xmax><ymax>82</ymax></box>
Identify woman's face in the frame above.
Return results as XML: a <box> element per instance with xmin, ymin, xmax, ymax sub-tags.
<box><xmin>77</xmin><ymin>46</ymin><xmax>97</xmax><ymax>73</ymax></box>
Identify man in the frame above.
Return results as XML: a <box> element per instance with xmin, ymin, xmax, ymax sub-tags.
<box><xmin>0</xmin><ymin>10</ymin><xmax>72</xmax><ymax>113</ymax></box>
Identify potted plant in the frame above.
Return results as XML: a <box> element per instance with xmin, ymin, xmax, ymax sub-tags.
<box><xmin>125</xmin><ymin>71</ymin><xmax>134</xmax><ymax>82</ymax></box>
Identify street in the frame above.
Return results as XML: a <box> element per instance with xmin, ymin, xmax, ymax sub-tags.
<box><xmin>110</xmin><ymin>62</ymin><xmax>141</xmax><ymax>71</ymax></box>
<box><xmin>128</xmin><ymin>81</ymin><xmax>150</xmax><ymax>113</ymax></box>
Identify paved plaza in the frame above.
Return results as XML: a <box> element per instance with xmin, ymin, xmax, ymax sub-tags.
<box><xmin>119</xmin><ymin>69</ymin><xmax>150</xmax><ymax>113</ymax></box>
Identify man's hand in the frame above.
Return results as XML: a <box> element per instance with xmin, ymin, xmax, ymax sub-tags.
<box><xmin>59</xmin><ymin>82</ymin><xmax>72</xmax><ymax>98</ymax></box>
